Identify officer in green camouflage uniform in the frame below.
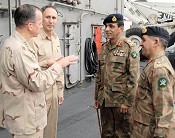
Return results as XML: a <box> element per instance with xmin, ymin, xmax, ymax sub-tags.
<box><xmin>131</xmin><ymin>26</ymin><xmax>175</xmax><ymax>138</ymax></box>
<box><xmin>94</xmin><ymin>13</ymin><xmax>140</xmax><ymax>138</ymax></box>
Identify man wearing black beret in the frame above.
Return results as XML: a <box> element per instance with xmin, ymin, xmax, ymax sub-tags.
<box><xmin>94</xmin><ymin>13</ymin><xmax>140</xmax><ymax>138</ymax></box>
<box><xmin>131</xmin><ymin>26</ymin><xmax>175</xmax><ymax>138</ymax></box>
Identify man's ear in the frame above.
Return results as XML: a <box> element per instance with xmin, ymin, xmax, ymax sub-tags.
<box><xmin>120</xmin><ymin>25</ymin><xmax>124</xmax><ymax>30</ymax></box>
<box><xmin>153</xmin><ymin>38</ymin><xmax>159</xmax><ymax>48</ymax></box>
<box><xmin>26</xmin><ymin>23</ymin><xmax>33</xmax><ymax>31</ymax></box>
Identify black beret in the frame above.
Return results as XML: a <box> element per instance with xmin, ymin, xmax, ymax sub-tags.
<box><xmin>103</xmin><ymin>13</ymin><xmax>124</xmax><ymax>25</ymax></box>
<box><xmin>141</xmin><ymin>26</ymin><xmax>170</xmax><ymax>42</ymax></box>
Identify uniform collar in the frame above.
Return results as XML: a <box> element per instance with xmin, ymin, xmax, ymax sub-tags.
<box><xmin>40</xmin><ymin>28</ymin><xmax>57</xmax><ymax>40</ymax></box>
<box><xmin>154</xmin><ymin>51</ymin><xmax>165</xmax><ymax>59</ymax></box>
<box><xmin>13</xmin><ymin>30</ymin><xmax>28</xmax><ymax>44</ymax></box>
<box><xmin>13</xmin><ymin>30</ymin><xmax>35</xmax><ymax>53</ymax></box>
<box><xmin>147</xmin><ymin>51</ymin><xmax>165</xmax><ymax>65</ymax></box>
<box><xmin>108</xmin><ymin>35</ymin><xmax>124</xmax><ymax>50</ymax></box>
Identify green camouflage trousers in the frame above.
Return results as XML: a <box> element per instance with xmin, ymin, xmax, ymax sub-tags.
<box><xmin>100</xmin><ymin>104</ymin><xmax>132</xmax><ymax>138</ymax></box>
<box><xmin>131</xmin><ymin>121</ymin><xmax>155</xmax><ymax>138</ymax></box>
<box><xmin>131</xmin><ymin>117</ymin><xmax>175</xmax><ymax>138</ymax></box>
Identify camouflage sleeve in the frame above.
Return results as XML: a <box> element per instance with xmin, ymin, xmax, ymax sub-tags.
<box><xmin>38</xmin><ymin>59</ymin><xmax>48</xmax><ymax>68</ymax></box>
<box><xmin>14</xmin><ymin>49</ymin><xmax>62</xmax><ymax>92</ymax></box>
<box><xmin>152</xmin><ymin>67</ymin><xmax>174</xmax><ymax>137</ymax></box>
<box><xmin>94</xmin><ymin>64</ymin><xmax>101</xmax><ymax>101</ymax></box>
<box><xmin>94</xmin><ymin>52</ymin><xmax>102</xmax><ymax>101</ymax></box>
<box><xmin>124</xmin><ymin>42</ymin><xmax>140</xmax><ymax>107</ymax></box>
<box><xmin>94</xmin><ymin>44</ymin><xmax>105</xmax><ymax>101</ymax></box>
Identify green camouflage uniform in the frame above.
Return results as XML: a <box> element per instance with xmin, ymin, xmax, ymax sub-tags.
<box><xmin>131</xmin><ymin>51</ymin><xmax>175</xmax><ymax>138</ymax></box>
<box><xmin>94</xmin><ymin>35</ymin><xmax>140</xmax><ymax>138</ymax></box>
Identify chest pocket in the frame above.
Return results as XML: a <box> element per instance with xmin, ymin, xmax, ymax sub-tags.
<box><xmin>38</xmin><ymin>47</ymin><xmax>49</xmax><ymax>56</ymax></box>
<box><xmin>38</xmin><ymin>48</ymin><xmax>51</xmax><ymax>62</ymax></box>
<box><xmin>137</xmin><ymin>73</ymin><xmax>150</xmax><ymax>100</ymax></box>
<box><xmin>110</xmin><ymin>56</ymin><xmax>126</xmax><ymax>73</ymax></box>
<box><xmin>99</xmin><ymin>54</ymin><xmax>106</xmax><ymax>70</ymax></box>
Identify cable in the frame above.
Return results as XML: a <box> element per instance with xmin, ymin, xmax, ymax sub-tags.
<box><xmin>84</xmin><ymin>38</ymin><xmax>98</xmax><ymax>75</ymax></box>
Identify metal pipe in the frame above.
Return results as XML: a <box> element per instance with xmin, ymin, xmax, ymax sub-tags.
<box><xmin>59</xmin><ymin>37</ymin><xmax>74</xmax><ymax>40</ymax></box>
<box><xmin>86</xmin><ymin>0</ymin><xmax>91</xmax><ymax>9</ymax></box>
<box><xmin>51</xmin><ymin>1</ymin><xmax>107</xmax><ymax>16</ymax></box>
<box><xmin>51</xmin><ymin>2</ymin><xmax>94</xmax><ymax>12</ymax></box>
<box><xmin>124</xmin><ymin>0</ymin><xmax>148</xmax><ymax>22</ymax></box>
<box><xmin>15</xmin><ymin>0</ymin><xmax>18</xmax><ymax>8</ymax></box>
<box><xmin>124</xmin><ymin>9</ymin><xmax>148</xmax><ymax>25</ymax></box>
<box><xmin>18</xmin><ymin>0</ymin><xmax>21</xmax><ymax>6</ymax></box>
<box><xmin>131</xmin><ymin>1</ymin><xmax>175</xmax><ymax>18</ymax></box>
<box><xmin>148</xmin><ymin>21</ymin><xmax>175</xmax><ymax>27</ymax></box>
<box><xmin>116</xmin><ymin>0</ymin><xmax>118</xmax><ymax>13</ymax></box>
<box><xmin>8</xmin><ymin>0</ymin><xmax>12</xmax><ymax>36</ymax></box>
<box><xmin>79</xmin><ymin>12</ymin><xmax>89</xmax><ymax>82</ymax></box>
<box><xmin>89</xmin><ymin>0</ymin><xmax>91</xmax><ymax>9</ymax></box>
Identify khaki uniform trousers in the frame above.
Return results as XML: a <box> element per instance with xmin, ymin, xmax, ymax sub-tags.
<box><xmin>44</xmin><ymin>96</ymin><xmax>58</xmax><ymax>138</ymax></box>
<box><xmin>13</xmin><ymin>129</ymin><xmax>44</xmax><ymax>138</ymax></box>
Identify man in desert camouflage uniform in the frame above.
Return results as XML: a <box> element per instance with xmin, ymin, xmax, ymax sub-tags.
<box><xmin>94</xmin><ymin>13</ymin><xmax>140</xmax><ymax>138</ymax></box>
<box><xmin>0</xmin><ymin>4</ymin><xmax>78</xmax><ymax>138</ymax></box>
<box><xmin>30</xmin><ymin>5</ymin><xmax>64</xmax><ymax>138</ymax></box>
<box><xmin>131</xmin><ymin>26</ymin><xmax>175</xmax><ymax>138</ymax></box>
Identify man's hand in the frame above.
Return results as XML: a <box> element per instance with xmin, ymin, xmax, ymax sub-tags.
<box><xmin>94</xmin><ymin>101</ymin><xmax>99</xmax><ymax>109</ymax></box>
<box><xmin>58</xmin><ymin>97</ymin><xmax>64</xmax><ymax>105</ymax></box>
<box><xmin>47</xmin><ymin>56</ymin><xmax>63</xmax><ymax>67</ymax></box>
<box><xmin>120</xmin><ymin>104</ymin><xmax>128</xmax><ymax>113</ymax></box>
<box><xmin>56</xmin><ymin>55</ymin><xmax>79</xmax><ymax>67</ymax></box>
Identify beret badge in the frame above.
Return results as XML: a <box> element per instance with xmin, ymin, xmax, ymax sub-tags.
<box><xmin>142</xmin><ymin>28</ymin><xmax>147</xmax><ymax>33</ymax></box>
<box><xmin>112</xmin><ymin>16</ymin><xmax>117</xmax><ymax>22</ymax></box>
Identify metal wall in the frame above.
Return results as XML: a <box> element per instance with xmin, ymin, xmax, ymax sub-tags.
<box><xmin>0</xmin><ymin>0</ymin><xmax>124</xmax><ymax>88</ymax></box>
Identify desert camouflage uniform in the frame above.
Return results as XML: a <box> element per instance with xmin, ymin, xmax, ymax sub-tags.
<box><xmin>131</xmin><ymin>51</ymin><xmax>175</xmax><ymax>138</ymax></box>
<box><xmin>94</xmin><ymin>35</ymin><xmax>140</xmax><ymax>138</ymax></box>
<box><xmin>0</xmin><ymin>31</ymin><xmax>63</xmax><ymax>136</ymax></box>
<box><xmin>30</xmin><ymin>29</ymin><xmax>64</xmax><ymax>138</ymax></box>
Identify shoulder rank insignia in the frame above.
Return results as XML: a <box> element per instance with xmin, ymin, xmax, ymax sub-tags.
<box><xmin>154</xmin><ymin>60</ymin><xmax>164</xmax><ymax>68</ymax></box>
<box><xmin>158</xmin><ymin>78</ymin><xmax>168</xmax><ymax>87</ymax></box>
<box><xmin>131</xmin><ymin>51</ymin><xmax>138</xmax><ymax>58</ymax></box>
<box><xmin>124</xmin><ymin>38</ymin><xmax>134</xmax><ymax>48</ymax></box>
<box><xmin>112</xmin><ymin>16</ymin><xmax>117</xmax><ymax>22</ymax></box>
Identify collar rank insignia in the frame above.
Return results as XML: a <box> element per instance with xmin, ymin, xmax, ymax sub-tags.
<box><xmin>117</xmin><ymin>41</ymin><xmax>121</xmax><ymax>47</ymax></box>
<box><xmin>112</xmin><ymin>16</ymin><xmax>117</xmax><ymax>22</ymax></box>
<box><xmin>158</xmin><ymin>78</ymin><xmax>168</xmax><ymax>87</ymax></box>
<box><xmin>131</xmin><ymin>51</ymin><xmax>138</xmax><ymax>58</ymax></box>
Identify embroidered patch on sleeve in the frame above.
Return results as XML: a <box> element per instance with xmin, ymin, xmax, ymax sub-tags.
<box><xmin>158</xmin><ymin>78</ymin><xmax>168</xmax><ymax>88</ymax></box>
<box><xmin>131</xmin><ymin>51</ymin><xmax>138</xmax><ymax>58</ymax></box>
